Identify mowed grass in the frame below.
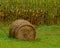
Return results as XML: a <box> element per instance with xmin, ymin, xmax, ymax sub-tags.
<box><xmin>0</xmin><ymin>0</ymin><xmax>60</xmax><ymax>48</ymax></box>
<box><xmin>0</xmin><ymin>23</ymin><xmax>60</xmax><ymax>48</ymax></box>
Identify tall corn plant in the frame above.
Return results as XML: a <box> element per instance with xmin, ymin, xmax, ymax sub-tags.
<box><xmin>0</xmin><ymin>0</ymin><xmax>60</xmax><ymax>25</ymax></box>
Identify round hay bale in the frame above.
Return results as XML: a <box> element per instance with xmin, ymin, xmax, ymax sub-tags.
<box><xmin>9</xmin><ymin>19</ymin><xmax>36</xmax><ymax>40</ymax></box>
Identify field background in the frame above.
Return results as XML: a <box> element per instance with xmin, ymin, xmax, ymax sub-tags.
<box><xmin>0</xmin><ymin>22</ymin><xmax>60</xmax><ymax>48</ymax></box>
<box><xmin>0</xmin><ymin>0</ymin><xmax>60</xmax><ymax>25</ymax></box>
<box><xmin>0</xmin><ymin>0</ymin><xmax>60</xmax><ymax>48</ymax></box>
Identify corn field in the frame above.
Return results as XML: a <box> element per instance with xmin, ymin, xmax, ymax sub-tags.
<box><xmin>0</xmin><ymin>0</ymin><xmax>60</xmax><ymax>25</ymax></box>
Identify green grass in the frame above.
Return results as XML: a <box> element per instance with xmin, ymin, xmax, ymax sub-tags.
<box><xmin>0</xmin><ymin>0</ymin><xmax>60</xmax><ymax>47</ymax></box>
<box><xmin>0</xmin><ymin>23</ymin><xmax>60</xmax><ymax>48</ymax></box>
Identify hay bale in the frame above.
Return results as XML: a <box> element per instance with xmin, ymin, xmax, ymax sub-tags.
<box><xmin>9</xmin><ymin>19</ymin><xmax>36</xmax><ymax>40</ymax></box>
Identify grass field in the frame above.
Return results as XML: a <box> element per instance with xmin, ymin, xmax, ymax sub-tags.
<box><xmin>0</xmin><ymin>0</ymin><xmax>60</xmax><ymax>48</ymax></box>
<box><xmin>0</xmin><ymin>22</ymin><xmax>60</xmax><ymax>48</ymax></box>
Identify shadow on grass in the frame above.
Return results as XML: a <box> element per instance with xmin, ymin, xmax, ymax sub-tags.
<box><xmin>8</xmin><ymin>37</ymin><xmax>41</xmax><ymax>42</ymax></box>
<box><xmin>1</xmin><ymin>37</ymin><xmax>41</xmax><ymax>42</ymax></box>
